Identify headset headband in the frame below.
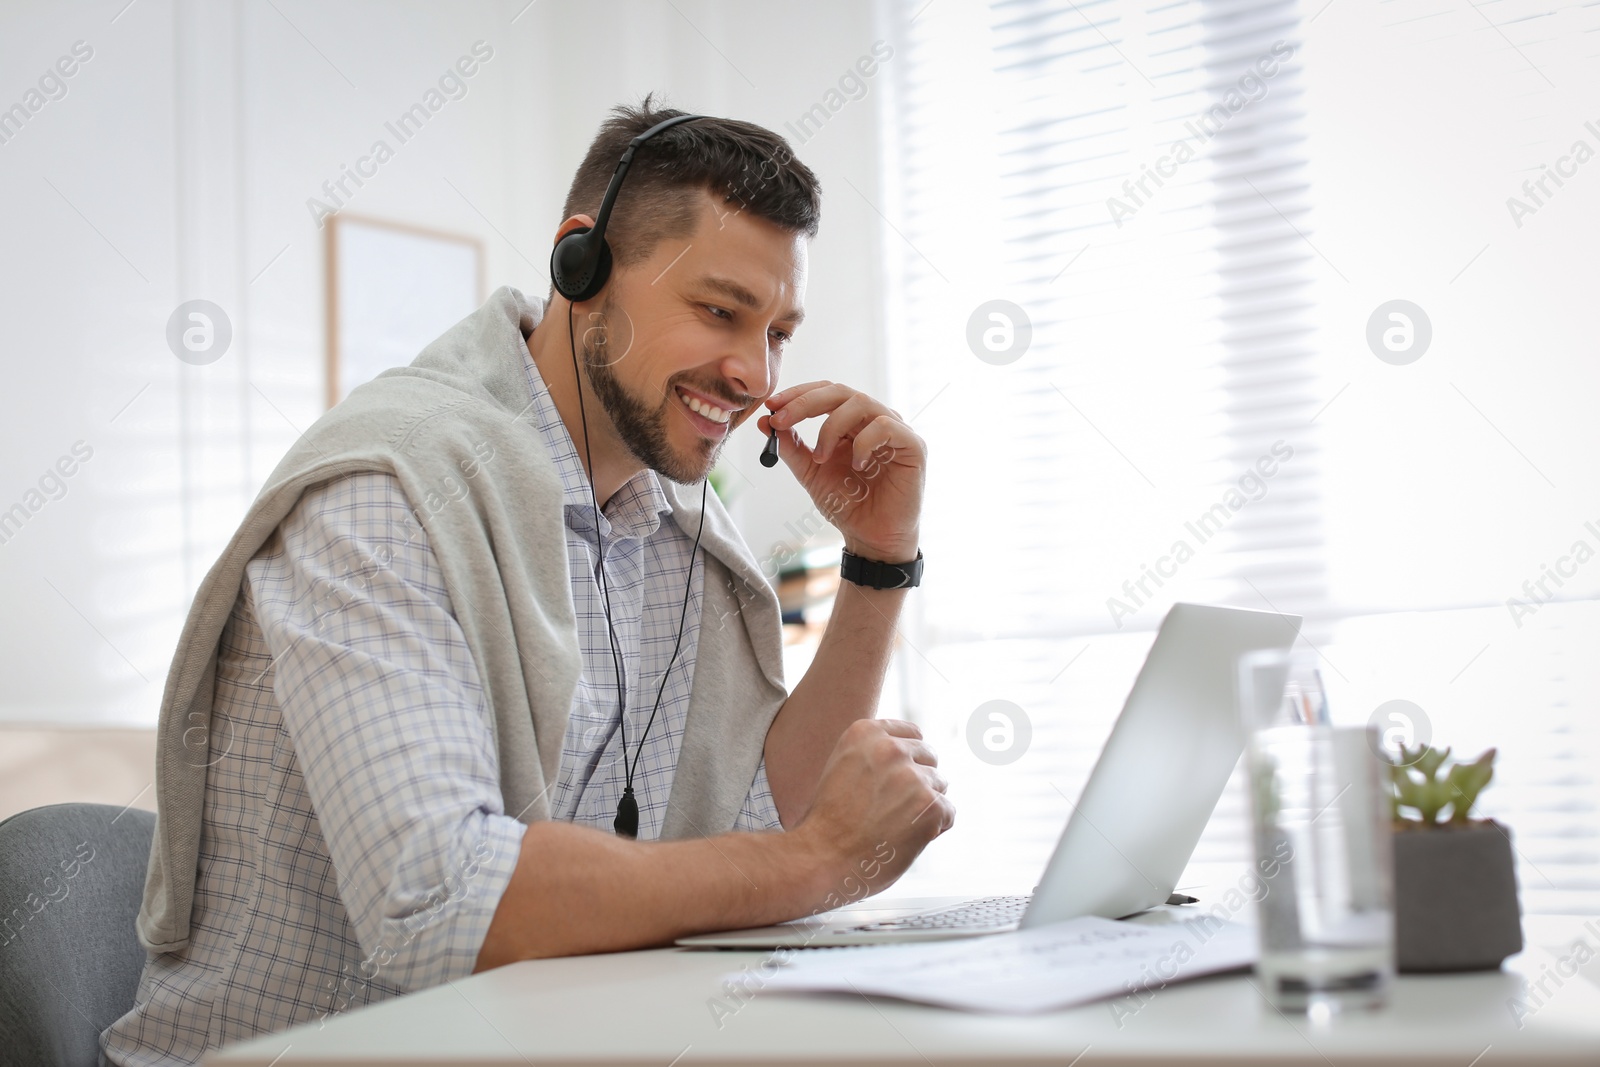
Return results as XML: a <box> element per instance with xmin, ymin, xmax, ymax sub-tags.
<box><xmin>550</xmin><ymin>113</ymin><xmax>705</xmax><ymax>301</ymax></box>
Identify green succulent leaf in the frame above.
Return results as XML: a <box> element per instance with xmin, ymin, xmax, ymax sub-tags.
<box><xmin>1387</xmin><ymin>743</ymin><xmax>1497</xmax><ymax>826</ymax></box>
<box><xmin>1416</xmin><ymin>745</ymin><xmax>1451</xmax><ymax>782</ymax></box>
<box><xmin>1446</xmin><ymin>748</ymin><xmax>1496</xmax><ymax>823</ymax></box>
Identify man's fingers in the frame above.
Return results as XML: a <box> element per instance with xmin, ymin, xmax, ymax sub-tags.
<box><xmin>876</xmin><ymin>718</ymin><xmax>923</xmax><ymax>740</ymax></box>
<box><xmin>902</xmin><ymin>737</ymin><xmax>939</xmax><ymax>768</ymax></box>
<box><xmin>768</xmin><ymin>383</ymin><xmax>855</xmax><ymax>430</ymax></box>
<box><xmin>851</xmin><ymin>415</ymin><xmax>924</xmax><ymax>472</ymax></box>
<box><xmin>766</xmin><ymin>379</ymin><xmax>834</xmax><ymax>409</ymax></box>
<box><xmin>911</xmin><ymin>791</ymin><xmax>956</xmax><ymax>832</ymax></box>
<box><xmin>812</xmin><ymin>395</ymin><xmax>886</xmax><ymax>466</ymax></box>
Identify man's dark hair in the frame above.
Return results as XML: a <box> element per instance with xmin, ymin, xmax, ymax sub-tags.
<box><xmin>557</xmin><ymin>95</ymin><xmax>822</xmax><ymax>275</ymax></box>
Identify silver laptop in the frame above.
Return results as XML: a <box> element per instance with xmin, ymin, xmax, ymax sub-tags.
<box><xmin>677</xmin><ymin>602</ymin><xmax>1301</xmax><ymax>949</ymax></box>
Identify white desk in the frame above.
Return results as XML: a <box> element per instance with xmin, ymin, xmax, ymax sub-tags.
<box><xmin>207</xmin><ymin>912</ymin><xmax>1600</xmax><ymax>1066</ymax></box>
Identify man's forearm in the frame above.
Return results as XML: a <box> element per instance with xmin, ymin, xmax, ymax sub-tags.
<box><xmin>476</xmin><ymin>708</ymin><xmax>952</xmax><ymax>970</ymax></box>
<box><xmin>763</xmin><ymin>580</ymin><xmax>909</xmax><ymax>827</ymax></box>
<box><xmin>474</xmin><ymin>819</ymin><xmax>841</xmax><ymax>968</ymax></box>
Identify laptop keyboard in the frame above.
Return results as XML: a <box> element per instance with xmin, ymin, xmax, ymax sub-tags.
<box><xmin>850</xmin><ymin>894</ymin><xmax>1031</xmax><ymax>932</ymax></box>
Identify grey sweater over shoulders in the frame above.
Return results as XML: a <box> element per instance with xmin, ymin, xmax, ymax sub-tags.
<box><xmin>137</xmin><ymin>285</ymin><xmax>788</xmax><ymax>953</ymax></box>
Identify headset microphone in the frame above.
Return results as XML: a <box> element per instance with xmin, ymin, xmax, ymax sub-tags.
<box><xmin>760</xmin><ymin>426</ymin><xmax>780</xmax><ymax>467</ymax></box>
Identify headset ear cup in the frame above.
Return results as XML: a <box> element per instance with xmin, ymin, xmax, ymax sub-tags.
<box><xmin>551</xmin><ymin>226</ymin><xmax>591</xmax><ymax>299</ymax></box>
<box><xmin>551</xmin><ymin>226</ymin><xmax>613</xmax><ymax>302</ymax></box>
<box><xmin>584</xmin><ymin>239</ymin><xmax>613</xmax><ymax>301</ymax></box>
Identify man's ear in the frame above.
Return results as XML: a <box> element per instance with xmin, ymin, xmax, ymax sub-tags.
<box><xmin>553</xmin><ymin>214</ymin><xmax>597</xmax><ymax>246</ymax></box>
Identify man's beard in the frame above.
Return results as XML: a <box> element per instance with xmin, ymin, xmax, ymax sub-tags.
<box><xmin>579</xmin><ymin>301</ymin><xmax>723</xmax><ymax>485</ymax></box>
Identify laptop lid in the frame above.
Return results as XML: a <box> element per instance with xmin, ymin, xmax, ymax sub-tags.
<box><xmin>1020</xmin><ymin>602</ymin><xmax>1301</xmax><ymax>928</ymax></box>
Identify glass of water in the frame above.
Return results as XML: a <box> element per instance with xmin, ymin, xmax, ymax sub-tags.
<box><xmin>1238</xmin><ymin>649</ymin><xmax>1395</xmax><ymax>1013</ymax></box>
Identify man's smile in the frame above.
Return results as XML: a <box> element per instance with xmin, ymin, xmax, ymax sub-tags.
<box><xmin>673</xmin><ymin>383</ymin><xmax>751</xmax><ymax>439</ymax></box>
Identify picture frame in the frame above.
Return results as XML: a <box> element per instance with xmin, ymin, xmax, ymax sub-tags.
<box><xmin>323</xmin><ymin>213</ymin><xmax>486</xmax><ymax>409</ymax></box>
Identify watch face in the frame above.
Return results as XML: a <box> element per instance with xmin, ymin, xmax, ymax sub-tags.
<box><xmin>843</xmin><ymin>550</ymin><xmax>921</xmax><ymax>589</ymax></box>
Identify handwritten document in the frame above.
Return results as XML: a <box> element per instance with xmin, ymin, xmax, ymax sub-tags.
<box><xmin>744</xmin><ymin>915</ymin><xmax>1255</xmax><ymax>1014</ymax></box>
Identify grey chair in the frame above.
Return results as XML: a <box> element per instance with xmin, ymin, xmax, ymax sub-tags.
<box><xmin>0</xmin><ymin>803</ymin><xmax>157</xmax><ymax>1067</ymax></box>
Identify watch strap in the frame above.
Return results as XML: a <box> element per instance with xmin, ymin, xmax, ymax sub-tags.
<box><xmin>840</xmin><ymin>549</ymin><xmax>923</xmax><ymax>590</ymax></box>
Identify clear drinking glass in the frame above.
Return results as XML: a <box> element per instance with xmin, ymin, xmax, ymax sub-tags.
<box><xmin>1238</xmin><ymin>649</ymin><xmax>1395</xmax><ymax>1013</ymax></box>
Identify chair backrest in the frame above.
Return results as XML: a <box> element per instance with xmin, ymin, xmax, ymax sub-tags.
<box><xmin>0</xmin><ymin>802</ymin><xmax>156</xmax><ymax>1067</ymax></box>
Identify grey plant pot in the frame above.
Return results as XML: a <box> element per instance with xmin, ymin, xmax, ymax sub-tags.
<box><xmin>1392</xmin><ymin>819</ymin><xmax>1524</xmax><ymax>973</ymax></box>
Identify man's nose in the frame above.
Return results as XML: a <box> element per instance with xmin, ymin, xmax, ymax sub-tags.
<box><xmin>721</xmin><ymin>338</ymin><xmax>774</xmax><ymax>402</ymax></box>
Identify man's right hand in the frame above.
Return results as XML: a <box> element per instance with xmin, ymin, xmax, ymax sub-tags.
<box><xmin>792</xmin><ymin>718</ymin><xmax>954</xmax><ymax>897</ymax></box>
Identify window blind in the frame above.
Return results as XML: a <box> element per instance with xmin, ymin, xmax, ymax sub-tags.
<box><xmin>877</xmin><ymin>0</ymin><xmax>1598</xmax><ymax>912</ymax></box>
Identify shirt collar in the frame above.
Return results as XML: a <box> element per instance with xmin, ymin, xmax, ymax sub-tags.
<box><xmin>522</xmin><ymin>351</ymin><xmax>670</xmax><ymax>543</ymax></box>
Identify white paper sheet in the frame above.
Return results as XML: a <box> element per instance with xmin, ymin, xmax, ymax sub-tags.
<box><xmin>742</xmin><ymin>915</ymin><xmax>1256</xmax><ymax>1014</ymax></box>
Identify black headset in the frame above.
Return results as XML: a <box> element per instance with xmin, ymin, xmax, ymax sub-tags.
<box><xmin>551</xmin><ymin>112</ymin><xmax>711</xmax><ymax>838</ymax></box>
<box><xmin>551</xmin><ymin>113</ymin><xmax>705</xmax><ymax>302</ymax></box>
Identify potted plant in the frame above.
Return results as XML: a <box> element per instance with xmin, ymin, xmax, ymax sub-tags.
<box><xmin>1386</xmin><ymin>744</ymin><xmax>1523</xmax><ymax>972</ymax></box>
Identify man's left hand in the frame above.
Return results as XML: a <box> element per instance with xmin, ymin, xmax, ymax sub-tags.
<box><xmin>758</xmin><ymin>381</ymin><xmax>924</xmax><ymax>564</ymax></box>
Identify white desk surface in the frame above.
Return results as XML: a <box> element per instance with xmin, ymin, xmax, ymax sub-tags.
<box><xmin>206</xmin><ymin>911</ymin><xmax>1600</xmax><ymax>1066</ymax></box>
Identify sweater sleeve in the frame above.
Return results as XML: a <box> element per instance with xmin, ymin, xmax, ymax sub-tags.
<box><xmin>732</xmin><ymin>757</ymin><xmax>786</xmax><ymax>831</ymax></box>
<box><xmin>246</xmin><ymin>471</ymin><xmax>526</xmax><ymax>992</ymax></box>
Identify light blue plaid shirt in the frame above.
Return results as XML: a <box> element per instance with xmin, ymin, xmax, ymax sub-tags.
<box><xmin>103</xmin><ymin>354</ymin><xmax>782</xmax><ymax>1065</ymax></box>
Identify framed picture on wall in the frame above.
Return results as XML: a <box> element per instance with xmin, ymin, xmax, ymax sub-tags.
<box><xmin>324</xmin><ymin>214</ymin><xmax>486</xmax><ymax>408</ymax></box>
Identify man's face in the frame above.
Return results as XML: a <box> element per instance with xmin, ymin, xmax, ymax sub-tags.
<box><xmin>573</xmin><ymin>190</ymin><xmax>807</xmax><ymax>484</ymax></box>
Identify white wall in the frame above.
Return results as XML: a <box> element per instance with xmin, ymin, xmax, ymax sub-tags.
<box><xmin>0</xmin><ymin>0</ymin><xmax>892</xmax><ymax>724</ymax></box>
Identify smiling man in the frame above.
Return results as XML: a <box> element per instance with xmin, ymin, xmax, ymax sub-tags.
<box><xmin>104</xmin><ymin>101</ymin><xmax>952</xmax><ymax>1064</ymax></box>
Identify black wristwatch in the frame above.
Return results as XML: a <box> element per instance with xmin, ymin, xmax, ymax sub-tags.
<box><xmin>840</xmin><ymin>549</ymin><xmax>924</xmax><ymax>590</ymax></box>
